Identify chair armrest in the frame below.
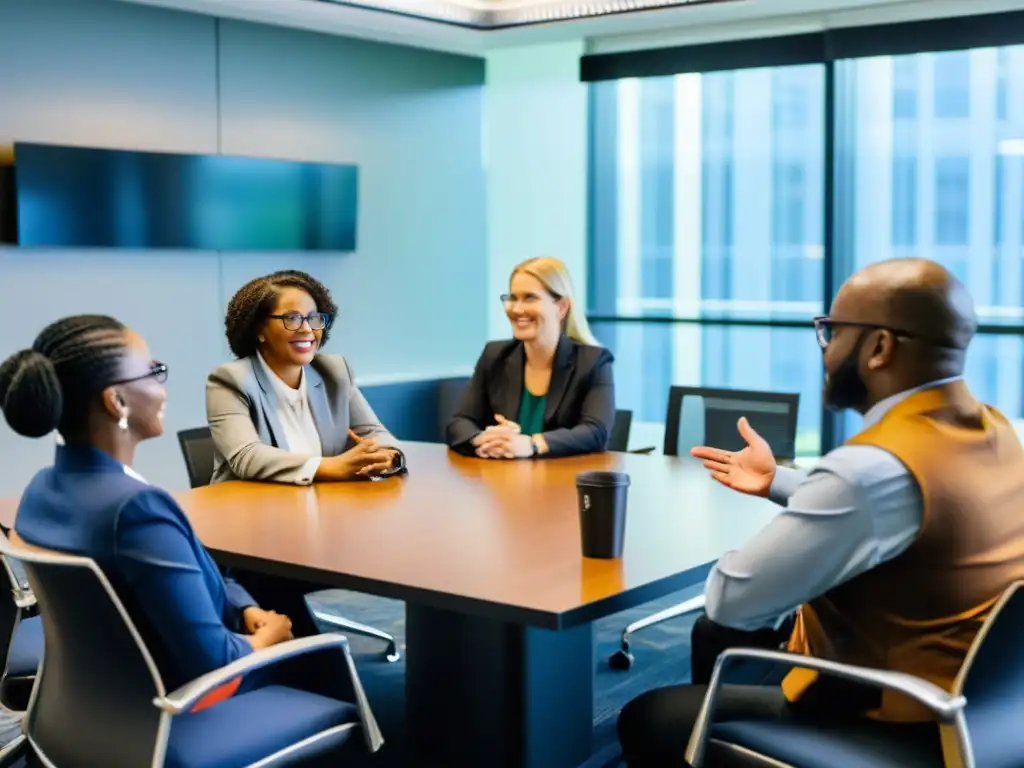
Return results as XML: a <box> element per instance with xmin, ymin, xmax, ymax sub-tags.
<box><xmin>0</xmin><ymin>734</ymin><xmax>27</xmax><ymax>767</ymax></box>
<box><xmin>154</xmin><ymin>634</ymin><xmax>350</xmax><ymax>715</ymax></box>
<box><xmin>629</xmin><ymin>446</ymin><xmax>657</xmax><ymax>455</ymax></box>
<box><xmin>685</xmin><ymin>647</ymin><xmax>966</xmax><ymax>767</ymax></box>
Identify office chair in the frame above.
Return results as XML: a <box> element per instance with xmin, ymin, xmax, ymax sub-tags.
<box><xmin>1</xmin><ymin>534</ymin><xmax>382</xmax><ymax>768</ymax></box>
<box><xmin>436</xmin><ymin>376</ymin><xmax>471</xmax><ymax>442</ymax></box>
<box><xmin>0</xmin><ymin>735</ymin><xmax>26</xmax><ymax>767</ymax></box>
<box><xmin>177</xmin><ymin>427</ymin><xmax>400</xmax><ymax>663</ymax></box>
<box><xmin>609</xmin><ymin>387</ymin><xmax>799</xmax><ymax>670</ymax></box>
<box><xmin>610</xmin><ymin>409</ymin><xmax>657</xmax><ymax>454</ymax></box>
<box><xmin>176</xmin><ymin>427</ymin><xmax>217</xmax><ymax>489</ymax></box>
<box><xmin>0</xmin><ymin>532</ymin><xmax>42</xmax><ymax>712</ymax></box>
<box><xmin>685</xmin><ymin>581</ymin><xmax>1024</xmax><ymax>768</ymax></box>
<box><xmin>609</xmin><ymin>409</ymin><xmax>632</xmax><ymax>452</ymax></box>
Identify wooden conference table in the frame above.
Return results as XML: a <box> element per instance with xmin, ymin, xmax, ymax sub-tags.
<box><xmin>0</xmin><ymin>442</ymin><xmax>779</xmax><ymax>768</ymax></box>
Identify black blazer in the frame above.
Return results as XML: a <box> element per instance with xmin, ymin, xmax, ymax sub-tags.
<box><xmin>446</xmin><ymin>335</ymin><xmax>615</xmax><ymax>457</ymax></box>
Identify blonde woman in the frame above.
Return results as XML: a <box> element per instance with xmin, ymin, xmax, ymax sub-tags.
<box><xmin>446</xmin><ymin>257</ymin><xmax>615</xmax><ymax>459</ymax></box>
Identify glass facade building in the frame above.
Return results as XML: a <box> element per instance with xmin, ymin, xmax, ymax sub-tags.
<box><xmin>588</xmin><ymin>36</ymin><xmax>1024</xmax><ymax>454</ymax></box>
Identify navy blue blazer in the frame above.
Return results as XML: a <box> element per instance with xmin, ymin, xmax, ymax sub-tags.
<box><xmin>15</xmin><ymin>445</ymin><xmax>255</xmax><ymax>691</ymax></box>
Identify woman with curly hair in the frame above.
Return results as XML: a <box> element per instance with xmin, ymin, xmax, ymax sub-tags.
<box><xmin>207</xmin><ymin>270</ymin><xmax>405</xmax><ymax>486</ymax></box>
<box><xmin>207</xmin><ymin>271</ymin><xmax>404</xmax><ymax>651</ymax></box>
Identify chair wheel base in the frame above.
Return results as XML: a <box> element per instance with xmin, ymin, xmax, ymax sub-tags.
<box><xmin>608</xmin><ymin>649</ymin><xmax>634</xmax><ymax>670</ymax></box>
<box><xmin>384</xmin><ymin>642</ymin><xmax>401</xmax><ymax>663</ymax></box>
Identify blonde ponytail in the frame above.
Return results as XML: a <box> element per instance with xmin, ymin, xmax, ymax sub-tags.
<box><xmin>510</xmin><ymin>257</ymin><xmax>598</xmax><ymax>346</ymax></box>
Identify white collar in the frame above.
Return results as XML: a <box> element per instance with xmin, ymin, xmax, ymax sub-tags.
<box><xmin>861</xmin><ymin>376</ymin><xmax>963</xmax><ymax>429</ymax></box>
<box><xmin>54</xmin><ymin>432</ymin><xmax>149</xmax><ymax>483</ymax></box>
<box><xmin>123</xmin><ymin>463</ymin><xmax>148</xmax><ymax>484</ymax></box>
<box><xmin>256</xmin><ymin>352</ymin><xmax>306</xmax><ymax>404</ymax></box>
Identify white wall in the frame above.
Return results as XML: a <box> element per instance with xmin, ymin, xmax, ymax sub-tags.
<box><xmin>484</xmin><ymin>41</ymin><xmax>588</xmax><ymax>339</ymax></box>
<box><xmin>0</xmin><ymin>0</ymin><xmax>486</xmax><ymax>493</ymax></box>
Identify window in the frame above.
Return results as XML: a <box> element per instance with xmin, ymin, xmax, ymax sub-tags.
<box><xmin>592</xmin><ymin>321</ymin><xmax>823</xmax><ymax>455</ymax></box>
<box><xmin>772</xmin><ymin>163</ymin><xmax>805</xmax><ymax>247</ymax></box>
<box><xmin>589</xmin><ymin>64</ymin><xmax>825</xmax><ymax>453</ymax></box>
<box><xmin>996</xmin><ymin>48</ymin><xmax>1009</xmax><ymax>121</ymax></box>
<box><xmin>891</xmin><ymin>156</ymin><xmax>917</xmax><ymax>248</ymax></box>
<box><xmin>933</xmin><ymin>50</ymin><xmax>970</xmax><ymax>119</ymax></box>
<box><xmin>835</xmin><ymin>54</ymin><xmax>1004</xmax><ymax>286</ymax></box>
<box><xmin>934</xmin><ymin>156</ymin><xmax>970</xmax><ymax>246</ymax></box>
<box><xmin>589</xmin><ymin>64</ymin><xmax>825</xmax><ymax>323</ymax></box>
<box><xmin>834</xmin><ymin>45</ymin><xmax>1024</xmax><ymax>442</ymax></box>
<box><xmin>589</xmin><ymin>32</ymin><xmax>1024</xmax><ymax>456</ymax></box>
<box><xmin>640</xmin><ymin>78</ymin><xmax>675</xmax><ymax>300</ymax></box>
<box><xmin>994</xmin><ymin>155</ymin><xmax>1005</xmax><ymax>247</ymax></box>
<box><xmin>892</xmin><ymin>57</ymin><xmax>918</xmax><ymax>119</ymax></box>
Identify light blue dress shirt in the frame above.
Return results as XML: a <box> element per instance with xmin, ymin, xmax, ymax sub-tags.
<box><xmin>704</xmin><ymin>378</ymin><xmax>961</xmax><ymax>631</ymax></box>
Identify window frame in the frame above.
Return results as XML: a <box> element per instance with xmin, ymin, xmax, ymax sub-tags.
<box><xmin>583</xmin><ymin>9</ymin><xmax>1024</xmax><ymax>454</ymax></box>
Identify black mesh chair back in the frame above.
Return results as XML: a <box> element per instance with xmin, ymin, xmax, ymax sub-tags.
<box><xmin>177</xmin><ymin>427</ymin><xmax>215</xmax><ymax>488</ymax></box>
<box><xmin>11</xmin><ymin>539</ymin><xmax>166</xmax><ymax>768</ymax></box>
<box><xmin>609</xmin><ymin>409</ymin><xmax>633</xmax><ymax>452</ymax></box>
<box><xmin>664</xmin><ymin>386</ymin><xmax>799</xmax><ymax>459</ymax></box>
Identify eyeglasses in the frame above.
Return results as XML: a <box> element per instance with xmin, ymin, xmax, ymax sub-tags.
<box><xmin>500</xmin><ymin>290</ymin><xmax>562</xmax><ymax>307</ymax></box>
<box><xmin>267</xmin><ymin>312</ymin><xmax>332</xmax><ymax>331</ymax></box>
<box><xmin>111</xmin><ymin>361</ymin><xmax>169</xmax><ymax>386</ymax></box>
<box><xmin>813</xmin><ymin>316</ymin><xmax>917</xmax><ymax>349</ymax></box>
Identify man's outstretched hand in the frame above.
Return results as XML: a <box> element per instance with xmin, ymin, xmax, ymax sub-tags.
<box><xmin>690</xmin><ymin>416</ymin><xmax>776</xmax><ymax>497</ymax></box>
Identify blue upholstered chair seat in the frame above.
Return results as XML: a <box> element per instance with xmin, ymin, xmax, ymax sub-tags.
<box><xmin>166</xmin><ymin>685</ymin><xmax>359</xmax><ymax>768</ymax></box>
<box><xmin>711</xmin><ymin>719</ymin><xmax>944</xmax><ymax>768</ymax></box>
<box><xmin>7</xmin><ymin>616</ymin><xmax>42</xmax><ymax>677</ymax></box>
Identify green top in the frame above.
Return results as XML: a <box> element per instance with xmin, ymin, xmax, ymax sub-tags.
<box><xmin>516</xmin><ymin>389</ymin><xmax>547</xmax><ymax>437</ymax></box>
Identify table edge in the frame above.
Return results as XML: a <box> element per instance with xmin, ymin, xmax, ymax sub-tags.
<box><xmin>215</xmin><ymin>548</ymin><xmax>713</xmax><ymax>630</ymax></box>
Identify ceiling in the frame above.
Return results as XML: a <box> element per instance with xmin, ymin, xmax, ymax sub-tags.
<box><xmin>315</xmin><ymin>0</ymin><xmax>740</xmax><ymax>30</ymax></box>
<box><xmin>114</xmin><ymin>0</ymin><xmax>1024</xmax><ymax>56</ymax></box>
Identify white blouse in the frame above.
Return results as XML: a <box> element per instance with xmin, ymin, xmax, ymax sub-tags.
<box><xmin>256</xmin><ymin>353</ymin><xmax>323</xmax><ymax>485</ymax></box>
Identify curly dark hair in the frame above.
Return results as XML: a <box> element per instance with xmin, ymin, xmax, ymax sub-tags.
<box><xmin>0</xmin><ymin>315</ymin><xmax>127</xmax><ymax>439</ymax></box>
<box><xmin>224</xmin><ymin>270</ymin><xmax>338</xmax><ymax>359</ymax></box>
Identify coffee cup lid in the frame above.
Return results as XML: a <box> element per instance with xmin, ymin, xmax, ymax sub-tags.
<box><xmin>576</xmin><ymin>470</ymin><xmax>630</xmax><ymax>487</ymax></box>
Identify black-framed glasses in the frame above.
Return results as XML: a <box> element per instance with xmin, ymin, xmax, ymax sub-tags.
<box><xmin>267</xmin><ymin>312</ymin><xmax>332</xmax><ymax>331</ymax></box>
<box><xmin>813</xmin><ymin>316</ymin><xmax>917</xmax><ymax>349</ymax></box>
<box><xmin>111</xmin><ymin>361</ymin><xmax>168</xmax><ymax>386</ymax></box>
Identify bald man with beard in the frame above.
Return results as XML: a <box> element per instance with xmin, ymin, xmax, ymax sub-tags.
<box><xmin>618</xmin><ymin>258</ymin><xmax>1024</xmax><ymax>767</ymax></box>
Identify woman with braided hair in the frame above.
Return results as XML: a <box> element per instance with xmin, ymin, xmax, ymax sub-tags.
<box><xmin>0</xmin><ymin>315</ymin><xmax>295</xmax><ymax>693</ymax></box>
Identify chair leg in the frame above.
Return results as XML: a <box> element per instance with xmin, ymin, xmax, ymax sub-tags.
<box><xmin>608</xmin><ymin>594</ymin><xmax>706</xmax><ymax>670</ymax></box>
<box><xmin>313</xmin><ymin>610</ymin><xmax>401</xmax><ymax>662</ymax></box>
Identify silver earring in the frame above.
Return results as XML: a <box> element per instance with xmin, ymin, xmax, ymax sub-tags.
<box><xmin>118</xmin><ymin>412</ymin><xmax>129</xmax><ymax>431</ymax></box>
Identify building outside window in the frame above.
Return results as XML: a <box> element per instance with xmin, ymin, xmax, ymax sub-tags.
<box><xmin>589</xmin><ymin>44</ymin><xmax>1024</xmax><ymax>455</ymax></box>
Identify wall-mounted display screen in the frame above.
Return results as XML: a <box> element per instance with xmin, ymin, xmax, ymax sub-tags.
<box><xmin>14</xmin><ymin>143</ymin><xmax>358</xmax><ymax>251</ymax></box>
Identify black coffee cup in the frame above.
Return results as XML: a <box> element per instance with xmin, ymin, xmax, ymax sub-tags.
<box><xmin>576</xmin><ymin>470</ymin><xmax>630</xmax><ymax>559</ymax></box>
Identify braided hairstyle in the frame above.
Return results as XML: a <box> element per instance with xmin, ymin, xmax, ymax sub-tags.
<box><xmin>224</xmin><ymin>270</ymin><xmax>338</xmax><ymax>359</ymax></box>
<box><xmin>0</xmin><ymin>315</ymin><xmax>128</xmax><ymax>439</ymax></box>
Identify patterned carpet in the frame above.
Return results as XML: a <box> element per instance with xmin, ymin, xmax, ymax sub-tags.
<box><xmin>308</xmin><ymin>582</ymin><xmax>705</xmax><ymax>768</ymax></box>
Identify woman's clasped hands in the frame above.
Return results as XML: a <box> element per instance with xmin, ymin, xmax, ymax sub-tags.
<box><xmin>471</xmin><ymin>414</ymin><xmax>534</xmax><ymax>459</ymax></box>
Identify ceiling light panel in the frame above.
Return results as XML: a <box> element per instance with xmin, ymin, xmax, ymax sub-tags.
<box><xmin>318</xmin><ymin>0</ymin><xmax>738</xmax><ymax>29</ymax></box>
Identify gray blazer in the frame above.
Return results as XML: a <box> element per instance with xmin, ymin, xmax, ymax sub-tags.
<box><xmin>206</xmin><ymin>354</ymin><xmax>402</xmax><ymax>484</ymax></box>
